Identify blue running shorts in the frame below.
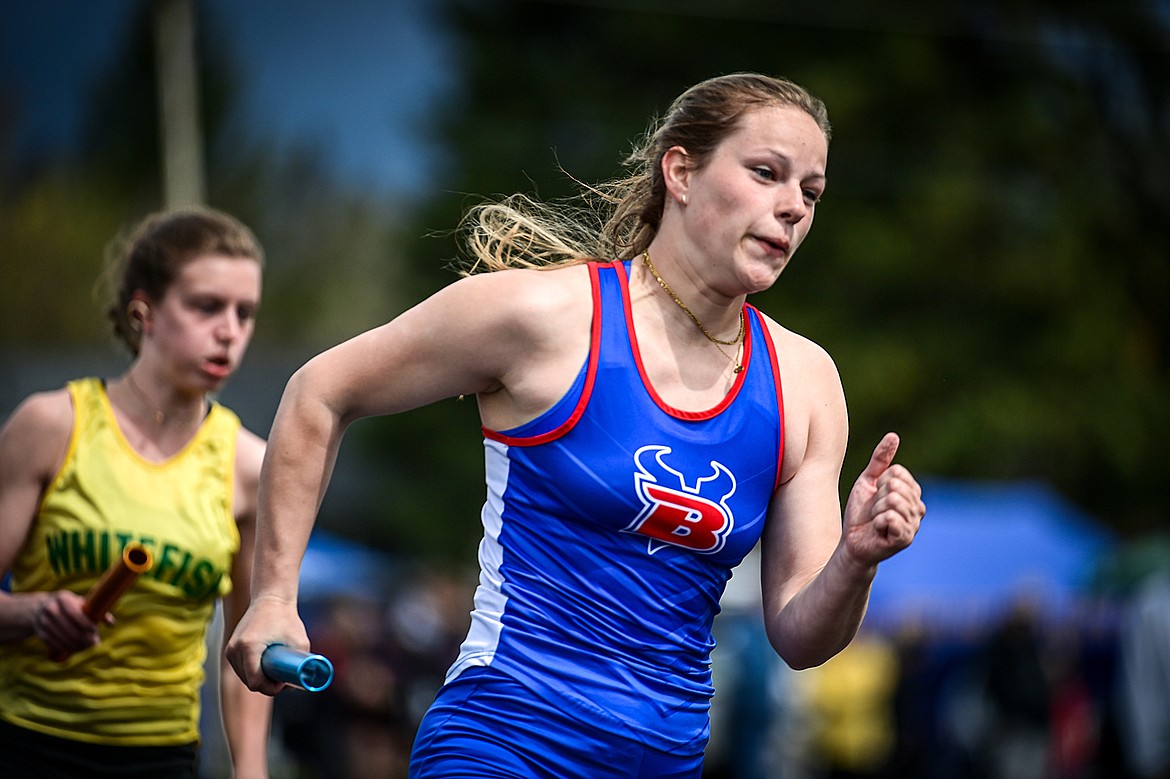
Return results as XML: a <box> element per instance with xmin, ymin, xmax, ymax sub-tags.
<box><xmin>408</xmin><ymin>666</ymin><xmax>705</xmax><ymax>779</ymax></box>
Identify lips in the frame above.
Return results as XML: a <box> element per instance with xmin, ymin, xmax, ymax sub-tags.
<box><xmin>203</xmin><ymin>356</ymin><xmax>233</xmax><ymax>380</ymax></box>
<box><xmin>756</xmin><ymin>236</ymin><xmax>790</xmax><ymax>256</ymax></box>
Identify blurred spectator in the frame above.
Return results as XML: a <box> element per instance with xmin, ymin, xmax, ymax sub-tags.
<box><xmin>383</xmin><ymin>567</ymin><xmax>473</xmax><ymax>727</ymax></box>
<box><xmin>1046</xmin><ymin>627</ymin><xmax>1100</xmax><ymax>779</ymax></box>
<box><xmin>933</xmin><ymin>630</ymin><xmax>989</xmax><ymax>779</ymax></box>
<box><xmin>1116</xmin><ymin>570</ymin><xmax>1170</xmax><ymax>779</ymax></box>
<box><xmin>887</xmin><ymin>623</ymin><xmax>943</xmax><ymax>779</ymax></box>
<box><xmin>979</xmin><ymin>601</ymin><xmax>1053</xmax><ymax>779</ymax></box>
<box><xmin>799</xmin><ymin>626</ymin><xmax>899</xmax><ymax>778</ymax></box>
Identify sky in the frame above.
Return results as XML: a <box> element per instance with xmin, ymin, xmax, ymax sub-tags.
<box><xmin>0</xmin><ymin>0</ymin><xmax>458</xmax><ymax>196</ymax></box>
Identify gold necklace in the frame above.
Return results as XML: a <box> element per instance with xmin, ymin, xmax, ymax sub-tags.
<box><xmin>642</xmin><ymin>251</ymin><xmax>745</xmax><ymax>373</ymax></box>
<box><xmin>123</xmin><ymin>372</ymin><xmax>205</xmax><ymax>428</ymax></box>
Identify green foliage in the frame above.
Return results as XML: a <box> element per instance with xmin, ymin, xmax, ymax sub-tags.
<box><xmin>0</xmin><ymin>172</ymin><xmax>132</xmax><ymax>345</ymax></box>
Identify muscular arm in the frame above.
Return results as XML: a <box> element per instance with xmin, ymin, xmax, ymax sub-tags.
<box><xmin>760</xmin><ymin>334</ymin><xmax>924</xmax><ymax>670</ymax></box>
<box><xmin>227</xmin><ymin>267</ymin><xmax>591</xmax><ymax>694</ymax></box>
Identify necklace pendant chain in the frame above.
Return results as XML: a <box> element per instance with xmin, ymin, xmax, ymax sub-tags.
<box><xmin>641</xmin><ymin>251</ymin><xmax>745</xmax><ymax>373</ymax></box>
<box><xmin>124</xmin><ymin>371</ymin><xmax>204</xmax><ymax>429</ymax></box>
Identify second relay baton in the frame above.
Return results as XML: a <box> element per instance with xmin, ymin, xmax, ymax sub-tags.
<box><xmin>261</xmin><ymin>644</ymin><xmax>334</xmax><ymax>692</ymax></box>
<box><xmin>82</xmin><ymin>543</ymin><xmax>153</xmax><ymax>619</ymax></box>
<box><xmin>51</xmin><ymin>542</ymin><xmax>154</xmax><ymax>661</ymax></box>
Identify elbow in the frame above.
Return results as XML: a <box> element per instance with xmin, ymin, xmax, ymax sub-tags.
<box><xmin>765</xmin><ymin>621</ymin><xmax>857</xmax><ymax>671</ymax></box>
<box><xmin>286</xmin><ymin>357</ymin><xmax>331</xmax><ymax>401</ymax></box>
<box><xmin>781</xmin><ymin>652</ymin><xmax>819</xmax><ymax>672</ymax></box>
<box><xmin>281</xmin><ymin>358</ymin><xmax>353</xmax><ymax>430</ymax></box>
<box><xmin>770</xmin><ymin>639</ymin><xmax>826</xmax><ymax>671</ymax></box>
<box><xmin>772</xmin><ymin>641</ymin><xmax>848</xmax><ymax>672</ymax></box>
<box><xmin>766</xmin><ymin>623</ymin><xmax>809</xmax><ymax>670</ymax></box>
<box><xmin>779</xmin><ymin>646</ymin><xmax>846</xmax><ymax>671</ymax></box>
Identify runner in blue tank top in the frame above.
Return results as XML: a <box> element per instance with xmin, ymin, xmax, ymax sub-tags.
<box><xmin>228</xmin><ymin>73</ymin><xmax>928</xmax><ymax>779</ymax></box>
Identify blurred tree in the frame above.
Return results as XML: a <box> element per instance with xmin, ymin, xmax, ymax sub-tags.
<box><xmin>0</xmin><ymin>0</ymin><xmax>411</xmax><ymax>353</ymax></box>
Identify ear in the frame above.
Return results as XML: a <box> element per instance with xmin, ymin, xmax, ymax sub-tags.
<box><xmin>662</xmin><ymin>146</ymin><xmax>692</xmax><ymax>207</ymax></box>
<box><xmin>127</xmin><ymin>296</ymin><xmax>151</xmax><ymax>331</ymax></box>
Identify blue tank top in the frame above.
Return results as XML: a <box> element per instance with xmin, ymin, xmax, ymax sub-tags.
<box><xmin>447</xmin><ymin>260</ymin><xmax>785</xmax><ymax>753</ymax></box>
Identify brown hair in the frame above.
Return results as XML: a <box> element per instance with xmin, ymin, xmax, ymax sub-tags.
<box><xmin>459</xmin><ymin>73</ymin><xmax>830</xmax><ymax>273</ymax></box>
<box><xmin>100</xmin><ymin>207</ymin><xmax>265</xmax><ymax>355</ymax></box>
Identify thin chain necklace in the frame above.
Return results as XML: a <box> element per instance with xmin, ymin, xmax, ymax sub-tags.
<box><xmin>642</xmin><ymin>251</ymin><xmax>745</xmax><ymax>373</ymax></box>
<box><xmin>123</xmin><ymin>371</ymin><xmax>205</xmax><ymax>429</ymax></box>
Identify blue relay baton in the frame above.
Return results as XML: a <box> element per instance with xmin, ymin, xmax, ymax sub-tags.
<box><xmin>260</xmin><ymin>644</ymin><xmax>334</xmax><ymax>692</ymax></box>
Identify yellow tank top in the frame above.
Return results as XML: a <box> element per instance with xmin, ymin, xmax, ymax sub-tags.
<box><xmin>0</xmin><ymin>378</ymin><xmax>241</xmax><ymax>745</ymax></box>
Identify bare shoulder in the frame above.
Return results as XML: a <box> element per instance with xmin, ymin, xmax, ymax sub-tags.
<box><xmin>234</xmin><ymin>425</ymin><xmax>266</xmax><ymax>478</ymax></box>
<box><xmin>234</xmin><ymin>425</ymin><xmax>265</xmax><ymax>487</ymax></box>
<box><xmin>0</xmin><ymin>390</ymin><xmax>74</xmax><ymax>564</ymax></box>
<box><xmin>4</xmin><ymin>388</ymin><xmax>75</xmax><ymax>429</ymax></box>
<box><xmin>0</xmin><ymin>390</ymin><xmax>74</xmax><ymax>561</ymax></box>
<box><xmin>455</xmin><ymin>264</ymin><xmax>593</xmax><ymax>324</ymax></box>
<box><xmin>0</xmin><ymin>389</ymin><xmax>75</xmax><ymax>477</ymax></box>
<box><xmin>759</xmin><ymin>315</ymin><xmax>848</xmax><ymax>481</ymax></box>
<box><xmin>444</xmin><ymin>263</ymin><xmax>594</xmax><ymax>370</ymax></box>
<box><xmin>759</xmin><ymin>314</ymin><xmax>841</xmax><ymax>383</ymax></box>
<box><xmin>457</xmin><ymin>264</ymin><xmax>595</xmax><ymax>429</ymax></box>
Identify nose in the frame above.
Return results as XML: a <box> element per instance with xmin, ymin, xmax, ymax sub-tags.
<box><xmin>776</xmin><ymin>184</ymin><xmax>810</xmax><ymax>224</ymax></box>
<box><xmin>215</xmin><ymin>310</ymin><xmax>244</xmax><ymax>342</ymax></box>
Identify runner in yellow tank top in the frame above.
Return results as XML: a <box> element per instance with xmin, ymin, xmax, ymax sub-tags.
<box><xmin>0</xmin><ymin>208</ymin><xmax>272</xmax><ymax>778</ymax></box>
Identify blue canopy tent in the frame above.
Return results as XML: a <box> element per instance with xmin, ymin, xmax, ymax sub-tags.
<box><xmin>866</xmin><ymin>478</ymin><xmax>1114</xmax><ymax>629</ymax></box>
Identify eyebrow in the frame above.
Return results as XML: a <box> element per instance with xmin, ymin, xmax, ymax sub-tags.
<box><xmin>758</xmin><ymin>149</ymin><xmax>826</xmax><ymax>180</ymax></box>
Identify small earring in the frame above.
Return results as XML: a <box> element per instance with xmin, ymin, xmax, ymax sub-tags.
<box><xmin>682</xmin><ymin>194</ymin><xmax>689</xmax><ymax>205</ymax></box>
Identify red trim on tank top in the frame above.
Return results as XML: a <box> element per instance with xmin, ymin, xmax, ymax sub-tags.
<box><xmin>616</xmin><ymin>260</ymin><xmax>750</xmax><ymax>421</ymax></box>
<box><xmin>482</xmin><ymin>263</ymin><xmax>603</xmax><ymax>446</ymax></box>
<box><xmin>754</xmin><ymin>310</ymin><xmax>786</xmax><ymax>491</ymax></box>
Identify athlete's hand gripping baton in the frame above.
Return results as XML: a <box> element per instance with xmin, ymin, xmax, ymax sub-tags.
<box><xmin>50</xmin><ymin>542</ymin><xmax>153</xmax><ymax>661</ymax></box>
<box><xmin>261</xmin><ymin>644</ymin><xmax>334</xmax><ymax>692</ymax></box>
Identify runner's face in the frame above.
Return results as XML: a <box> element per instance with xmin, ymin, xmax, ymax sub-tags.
<box><xmin>684</xmin><ymin>105</ymin><xmax>828</xmax><ymax>295</ymax></box>
<box><xmin>142</xmin><ymin>255</ymin><xmax>262</xmax><ymax>393</ymax></box>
